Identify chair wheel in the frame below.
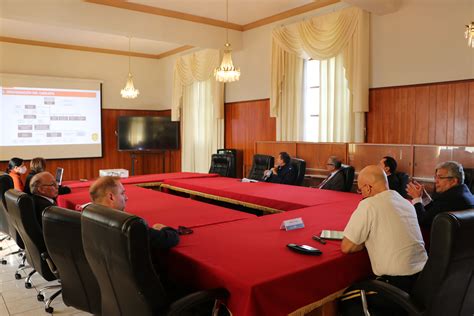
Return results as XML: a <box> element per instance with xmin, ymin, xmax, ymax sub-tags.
<box><xmin>25</xmin><ymin>282</ymin><xmax>32</xmax><ymax>289</ymax></box>
<box><xmin>0</xmin><ymin>247</ymin><xmax>3</xmax><ymax>250</ymax></box>
<box><xmin>45</xmin><ymin>306</ymin><xmax>54</xmax><ymax>313</ymax></box>
<box><xmin>1</xmin><ymin>259</ymin><xmax>7</xmax><ymax>264</ymax></box>
<box><xmin>18</xmin><ymin>253</ymin><xmax>24</xmax><ymax>257</ymax></box>
<box><xmin>15</xmin><ymin>273</ymin><xmax>21</xmax><ymax>280</ymax></box>
<box><xmin>37</xmin><ymin>294</ymin><xmax>44</xmax><ymax>301</ymax></box>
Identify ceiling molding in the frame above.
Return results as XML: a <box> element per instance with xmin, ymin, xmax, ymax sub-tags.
<box><xmin>84</xmin><ymin>0</ymin><xmax>244</xmax><ymax>31</ymax></box>
<box><xmin>155</xmin><ymin>45</ymin><xmax>195</xmax><ymax>59</ymax></box>
<box><xmin>0</xmin><ymin>36</ymin><xmax>193</xmax><ymax>59</ymax></box>
<box><xmin>242</xmin><ymin>0</ymin><xmax>341</xmax><ymax>31</ymax></box>
<box><xmin>84</xmin><ymin>0</ymin><xmax>341</xmax><ymax>32</ymax></box>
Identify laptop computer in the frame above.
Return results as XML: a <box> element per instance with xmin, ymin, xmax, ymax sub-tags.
<box><xmin>55</xmin><ymin>167</ymin><xmax>64</xmax><ymax>186</ymax></box>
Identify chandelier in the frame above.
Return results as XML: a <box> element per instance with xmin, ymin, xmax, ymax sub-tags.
<box><xmin>121</xmin><ymin>37</ymin><xmax>140</xmax><ymax>99</ymax></box>
<box><xmin>466</xmin><ymin>22</ymin><xmax>474</xmax><ymax>48</ymax></box>
<box><xmin>214</xmin><ymin>0</ymin><xmax>240</xmax><ymax>82</ymax></box>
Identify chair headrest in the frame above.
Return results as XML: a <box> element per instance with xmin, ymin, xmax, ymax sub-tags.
<box><xmin>0</xmin><ymin>175</ymin><xmax>14</xmax><ymax>194</ymax></box>
<box><xmin>82</xmin><ymin>203</ymin><xmax>145</xmax><ymax>232</ymax></box>
<box><xmin>43</xmin><ymin>205</ymin><xmax>81</xmax><ymax>228</ymax></box>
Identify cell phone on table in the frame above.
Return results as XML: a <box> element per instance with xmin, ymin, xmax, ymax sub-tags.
<box><xmin>287</xmin><ymin>243</ymin><xmax>322</xmax><ymax>255</ymax></box>
<box><xmin>177</xmin><ymin>226</ymin><xmax>193</xmax><ymax>235</ymax></box>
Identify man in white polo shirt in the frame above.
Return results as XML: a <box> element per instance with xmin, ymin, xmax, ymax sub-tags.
<box><xmin>339</xmin><ymin>165</ymin><xmax>427</xmax><ymax>315</ymax></box>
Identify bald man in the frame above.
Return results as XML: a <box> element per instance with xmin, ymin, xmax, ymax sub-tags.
<box><xmin>89</xmin><ymin>177</ymin><xmax>179</xmax><ymax>252</ymax></box>
<box><xmin>339</xmin><ymin>166</ymin><xmax>427</xmax><ymax>315</ymax></box>
<box><xmin>30</xmin><ymin>171</ymin><xmax>58</xmax><ymax>228</ymax></box>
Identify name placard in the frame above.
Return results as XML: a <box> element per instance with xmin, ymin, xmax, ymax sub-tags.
<box><xmin>280</xmin><ymin>217</ymin><xmax>305</xmax><ymax>231</ymax></box>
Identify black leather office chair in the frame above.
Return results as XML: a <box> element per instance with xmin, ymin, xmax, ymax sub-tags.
<box><xmin>217</xmin><ymin>149</ymin><xmax>237</xmax><ymax>178</ymax></box>
<box><xmin>42</xmin><ymin>206</ymin><xmax>101</xmax><ymax>315</ymax></box>
<box><xmin>464</xmin><ymin>168</ymin><xmax>474</xmax><ymax>194</ymax></box>
<box><xmin>4</xmin><ymin>190</ymin><xmax>61</xmax><ymax>313</ymax></box>
<box><xmin>0</xmin><ymin>175</ymin><xmax>26</xmax><ymax>270</ymax></box>
<box><xmin>341</xmin><ymin>166</ymin><xmax>355</xmax><ymax>192</ymax></box>
<box><xmin>291</xmin><ymin>158</ymin><xmax>306</xmax><ymax>186</ymax></box>
<box><xmin>82</xmin><ymin>204</ymin><xmax>229</xmax><ymax>316</ymax></box>
<box><xmin>209</xmin><ymin>154</ymin><xmax>233</xmax><ymax>177</ymax></box>
<box><xmin>353</xmin><ymin>209</ymin><xmax>474</xmax><ymax>315</ymax></box>
<box><xmin>248</xmin><ymin>154</ymin><xmax>274</xmax><ymax>180</ymax></box>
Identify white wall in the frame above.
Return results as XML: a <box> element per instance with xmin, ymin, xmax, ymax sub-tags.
<box><xmin>370</xmin><ymin>0</ymin><xmax>474</xmax><ymax>88</ymax></box>
<box><xmin>1</xmin><ymin>0</ymin><xmax>471</xmax><ymax>109</ymax></box>
<box><xmin>0</xmin><ymin>42</ymin><xmax>167</xmax><ymax>110</ymax></box>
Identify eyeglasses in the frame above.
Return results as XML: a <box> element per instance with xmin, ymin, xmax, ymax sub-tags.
<box><xmin>357</xmin><ymin>183</ymin><xmax>372</xmax><ymax>194</ymax></box>
<box><xmin>41</xmin><ymin>182</ymin><xmax>58</xmax><ymax>188</ymax></box>
<box><xmin>434</xmin><ymin>175</ymin><xmax>454</xmax><ymax>180</ymax></box>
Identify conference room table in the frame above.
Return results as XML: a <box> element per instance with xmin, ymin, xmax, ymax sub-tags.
<box><xmin>165</xmin><ymin>199</ymin><xmax>371</xmax><ymax>316</ymax></box>
<box><xmin>62</xmin><ymin>172</ymin><xmax>218</xmax><ymax>189</ymax></box>
<box><xmin>57</xmin><ymin>184</ymin><xmax>256</xmax><ymax>228</ymax></box>
<box><xmin>161</xmin><ymin>177</ymin><xmax>362</xmax><ymax>213</ymax></box>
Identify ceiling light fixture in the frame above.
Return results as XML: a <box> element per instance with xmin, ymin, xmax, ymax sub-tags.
<box><xmin>466</xmin><ymin>22</ymin><xmax>474</xmax><ymax>48</ymax></box>
<box><xmin>214</xmin><ymin>0</ymin><xmax>240</xmax><ymax>82</ymax></box>
<box><xmin>121</xmin><ymin>37</ymin><xmax>140</xmax><ymax>99</ymax></box>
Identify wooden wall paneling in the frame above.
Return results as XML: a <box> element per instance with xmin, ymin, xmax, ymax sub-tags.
<box><xmin>454</xmin><ymin>82</ymin><xmax>469</xmax><ymax>145</ymax></box>
<box><xmin>435</xmin><ymin>84</ymin><xmax>448</xmax><ymax>144</ymax></box>
<box><xmin>413</xmin><ymin>86</ymin><xmax>430</xmax><ymax>144</ymax></box>
<box><xmin>376</xmin><ymin>89</ymin><xmax>387</xmax><ymax>143</ymax></box>
<box><xmin>0</xmin><ymin>109</ymin><xmax>181</xmax><ymax>181</ymax></box>
<box><xmin>469</xmin><ymin>82</ymin><xmax>474</xmax><ymax>145</ymax></box>
<box><xmin>405</xmin><ymin>87</ymin><xmax>415</xmax><ymax>144</ymax></box>
<box><xmin>224</xmin><ymin>99</ymin><xmax>276</xmax><ymax>178</ymax></box>
<box><xmin>366</xmin><ymin>90</ymin><xmax>377</xmax><ymax>143</ymax></box>
<box><xmin>413</xmin><ymin>145</ymin><xmax>474</xmax><ymax>179</ymax></box>
<box><xmin>348</xmin><ymin>143</ymin><xmax>413</xmax><ymax>175</ymax></box>
<box><xmin>428</xmin><ymin>85</ymin><xmax>437</xmax><ymax>144</ymax></box>
<box><xmin>255</xmin><ymin>141</ymin><xmax>297</xmax><ymax>161</ymax></box>
<box><xmin>296</xmin><ymin>142</ymin><xmax>347</xmax><ymax>172</ymax></box>
<box><xmin>446</xmin><ymin>84</ymin><xmax>456</xmax><ymax>145</ymax></box>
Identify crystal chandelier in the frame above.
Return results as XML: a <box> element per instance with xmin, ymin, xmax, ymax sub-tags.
<box><xmin>121</xmin><ymin>37</ymin><xmax>140</xmax><ymax>99</ymax></box>
<box><xmin>214</xmin><ymin>0</ymin><xmax>240</xmax><ymax>82</ymax></box>
<box><xmin>465</xmin><ymin>22</ymin><xmax>474</xmax><ymax>48</ymax></box>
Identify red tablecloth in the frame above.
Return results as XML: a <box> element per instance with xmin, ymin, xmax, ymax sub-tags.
<box><xmin>57</xmin><ymin>185</ymin><xmax>256</xmax><ymax>228</ymax></box>
<box><xmin>63</xmin><ymin>172</ymin><xmax>218</xmax><ymax>189</ymax></box>
<box><xmin>166</xmin><ymin>200</ymin><xmax>371</xmax><ymax>316</ymax></box>
<box><xmin>163</xmin><ymin>177</ymin><xmax>362</xmax><ymax>211</ymax></box>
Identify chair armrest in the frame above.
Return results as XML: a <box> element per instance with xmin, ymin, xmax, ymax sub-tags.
<box><xmin>41</xmin><ymin>252</ymin><xmax>59</xmax><ymax>278</ymax></box>
<box><xmin>353</xmin><ymin>280</ymin><xmax>424</xmax><ymax>316</ymax></box>
<box><xmin>166</xmin><ymin>288</ymin><xmax>229</xmax><ymax>316</ymax></box>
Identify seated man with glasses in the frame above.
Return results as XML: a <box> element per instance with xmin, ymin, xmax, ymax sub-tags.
<box><xmin>29</xmin><ymin>172</ymin><xmax>58</xmax><ymax>228</ymax></box>
<box><xmin>340</xmin><ymin>165</ymin><xmax>427</xmax><ymax>315</ymax></box>
<box><xmin>318</xmin><ymin>156</ymin><xmax>345</xmax><ymax>191</ymax></box>
<box><xmin>406</xmin><ymin>161</ymin><xmax>474</xmax><ymax>229</ymax></box>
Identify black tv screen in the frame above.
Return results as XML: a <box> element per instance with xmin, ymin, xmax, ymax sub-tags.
<box><xmin>117</xmin><ymin>116</ymin><xmax>180</xmax><ymax>151</ymax></box>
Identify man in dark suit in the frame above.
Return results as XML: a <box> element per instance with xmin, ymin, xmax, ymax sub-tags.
<box><xmin>263</xmin><ymin>152</ymin><xmax>297</xmax><ymax>185</ymax></box>
<box><xmin>407</xmin><ymin>161</ymin><xmax>474</xmax><ymax>229</ymax></box>
<box><xmin>89</xmin><ymin>176</ymin><xmax>179</xmax><ymax>251</ymax></box>
<box><xmin>30</xmin><ymin>172</ymin><xmax>58</xmax><ymax>228</ymax></box>
<box><xmin>379</xmin><ymin>156</ymin><xmax>409</xmax><ymax>198</ymax></box>
<box><xmin>318</xmin><ymin>156</ymin><xmax>346</xmax><ymax>191</ymax></box>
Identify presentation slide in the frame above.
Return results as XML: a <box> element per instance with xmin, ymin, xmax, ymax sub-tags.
<box><xmin>0</xmin><ymin>74</ymin><xmax>102</xmax><ymax>160</ymax></box>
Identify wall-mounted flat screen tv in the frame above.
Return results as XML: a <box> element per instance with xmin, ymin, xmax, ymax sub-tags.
<box><xmin>117</xmin><ymin>116</ymin><xmax>180</xmax><ymax>151</ymax></box>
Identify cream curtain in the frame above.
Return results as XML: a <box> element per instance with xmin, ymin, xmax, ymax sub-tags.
<box><xmin>318</xmin><ymin>54</ymin><xmax>364</xmax><ymax>142</ymax></box>
<box><xmin>172</xmin><ymin>49</ymin><xmax>224</xmax><ymax>172</ymax></box>
<box><xmin>271</xmin><ymin>42</ymin><xmax>304</xmax><ymax>141</ymax></box>
<box><xmin>271</xmin><ymin>7</ymin><xmax>369</xmax><ymax>142</ymax></box>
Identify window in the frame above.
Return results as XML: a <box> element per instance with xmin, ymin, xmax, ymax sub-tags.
<box><xmin>302</xmin><ymin>56</ymin><xmax>353</xmax><ymax>143</ymax></box>
<box><xmin>302</xmin><ymin>59</ymin><xmax>321</xmax><ymax>142</ymax></box>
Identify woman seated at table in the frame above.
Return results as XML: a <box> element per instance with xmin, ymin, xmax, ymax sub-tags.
<box><xmin>6</xmin><ymin>157</ymin><xmax>27</xmax><ymax>191</ymax></box>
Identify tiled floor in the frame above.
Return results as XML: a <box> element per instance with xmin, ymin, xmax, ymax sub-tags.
<box><xmin>0</xmin><ymin>237</ymin><xmax>92</xmax><ymax>316</ymax></box>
